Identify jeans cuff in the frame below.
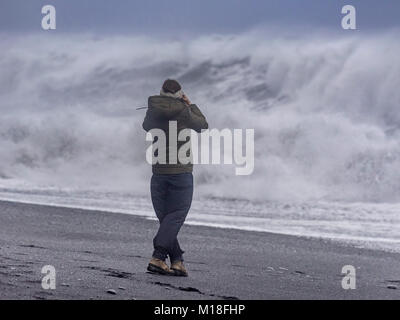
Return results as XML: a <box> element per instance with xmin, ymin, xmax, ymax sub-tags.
<box><xmin>170</xmin><ymin>257</ymin><xmax>183</xmax><ymax>263</ymax></box>
<box><xmin>169</xmin><ymin>254</ymin><xmax>184</xmax><ymax>263</ymax></box>
<box><xmin>152</xmin><ymin>247</ymin><xmax>168</xmax><ymax>261</ymax></box>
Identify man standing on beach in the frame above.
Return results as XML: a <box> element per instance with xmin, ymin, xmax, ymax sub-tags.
<box><xmin>142</xmin><ymin>79</ymin><xmax>208</xmax><ymax>276</ymax></box>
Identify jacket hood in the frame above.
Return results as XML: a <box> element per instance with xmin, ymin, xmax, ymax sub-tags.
<box><xmin>148</xmin><ymin>95</ymin><xmax>186</xmax><ymax>120</ymax></box>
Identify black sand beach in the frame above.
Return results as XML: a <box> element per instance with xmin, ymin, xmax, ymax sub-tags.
<box><xmin>0</xmin><ymin>200</ymin><xmax>399</xmax><ymax>300</ymax></box>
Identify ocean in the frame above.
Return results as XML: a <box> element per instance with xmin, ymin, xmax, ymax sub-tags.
<box><xmin>1</xmin><ymin>30</ymin><xmax>399</xmax><ymax>252</ymax></box>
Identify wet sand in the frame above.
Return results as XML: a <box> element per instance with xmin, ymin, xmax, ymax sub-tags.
<box><xmin>0</xmin><ymin>200</ymin><xmax>399</xmax><ymax>300</ymax></box>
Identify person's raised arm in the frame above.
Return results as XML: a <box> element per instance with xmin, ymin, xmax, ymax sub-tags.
<box><xmin>182</xmin><ymin>103</ymin><xmax>208</xmax><ymax>132</ymax></box>
<box><xmin>180</xmin><ymin>94</ymin><xmax>208</xmax><ymax>132</ymax></box>
<box><xmin>142</xmin><ymin>108</ymin><xmax>155</xmax><ymax>132</ymax></box>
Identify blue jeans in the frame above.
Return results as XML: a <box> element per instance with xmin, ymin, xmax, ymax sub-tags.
<box><xmin>151</xmin><ymin>173</ymin><xmax>193</xmax><ymax>262</ymax></box>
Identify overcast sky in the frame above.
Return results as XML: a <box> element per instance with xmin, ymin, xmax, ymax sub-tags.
<box><xmin>0</xmin><ymin>0</ymin><xmax>399</xmax><ymax>35</ymax></box>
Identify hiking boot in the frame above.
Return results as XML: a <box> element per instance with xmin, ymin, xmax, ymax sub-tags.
<box><xmin>171</xmin><ymin>260</ymin><xmax>188</xmax><ymax>277</ymax></box>
<box><xmin>147</xmin><ymin>258</ymin><xmax>174</xmax><ymax>276</ymax></box>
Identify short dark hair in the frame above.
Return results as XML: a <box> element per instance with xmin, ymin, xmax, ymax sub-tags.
<box><xmin>162</xmin><ymin>79</ymin><xmax>181</xmax><ymax>94</ymax></box>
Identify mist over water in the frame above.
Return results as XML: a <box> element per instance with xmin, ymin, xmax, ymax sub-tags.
<box><xmin>1</xmin><ymin>30</ymin><xmax>400</xmax><ymax>203</ymax></box>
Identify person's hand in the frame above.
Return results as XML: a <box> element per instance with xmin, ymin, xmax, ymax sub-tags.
<box><xmin>182</xmin><ymin>94</ymin><xmax>191</xmax><ymax>106</ymax></box>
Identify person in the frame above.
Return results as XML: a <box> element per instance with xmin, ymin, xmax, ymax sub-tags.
<box><xmin>142</xmin><ymin>79</ymin><xmax>208</xmax><ymax>276</ymax></box>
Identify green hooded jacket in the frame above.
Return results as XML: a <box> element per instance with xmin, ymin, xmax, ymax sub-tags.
<box><xmin>142</xmin><ymin>95</ymin><xmax>208</xmax><ymax>174</ymax></box>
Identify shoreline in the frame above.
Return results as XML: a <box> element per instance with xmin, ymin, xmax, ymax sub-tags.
<box><xmin>0</xmin><ymin>196</ymin><xmax>398</xmax><ymax>255</ymax></box>
<box><xmin>0</xmin><ymin>200</ymin><xmax>399</xmax><ymax>299</ymax></box>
